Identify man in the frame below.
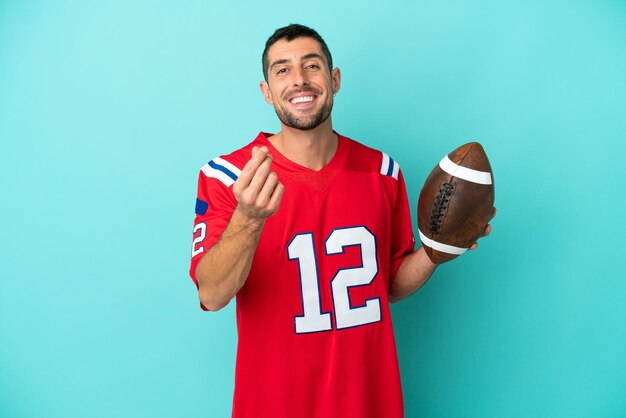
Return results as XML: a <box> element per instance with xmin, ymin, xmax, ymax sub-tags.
<box><xmin>189</xmin><ymin>24</ymin><xmax>492</xmax><ymax>418</ymax></box>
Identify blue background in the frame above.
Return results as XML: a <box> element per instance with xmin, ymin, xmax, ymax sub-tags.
<box><xmin>1</xmin><ymin>1</ymin><xmax>625</xmax><ymax>417</ymax></box>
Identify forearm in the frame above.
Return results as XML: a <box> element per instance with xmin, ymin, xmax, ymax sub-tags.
<box><xmin>194</xmin><ymin>145</ymin><xmax>283</xmax><ymax>310</ymax></box>
<box><xmin>195</xmin><ymin>208</ymin><xmax>265</xmax><ymax>311</ymax></box>
<box><xmin>389</xmin><ymin>246</ymin><xmax>437</xmax><ymax>303</ymax></box>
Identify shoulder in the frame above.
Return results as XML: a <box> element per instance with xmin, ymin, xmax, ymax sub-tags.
<box><xmin>198</xmin><ymin>132</ymin><xmax>269</xmax><ymax>187</ymax></box>
<box><xmin>340</xmin><ymin>134</ymin><xmax>401</xmax><ymax>181</ymax></box>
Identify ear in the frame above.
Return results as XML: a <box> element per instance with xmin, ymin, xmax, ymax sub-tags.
<box><xmin>331</xmin><ymin>67</ymin><xmax>341</xmax><ymax>95</ymax></box>
<box><xmin>260</xmin><ymin>81</ymin><xmax>274</xmax><ymax>105</ymax></box>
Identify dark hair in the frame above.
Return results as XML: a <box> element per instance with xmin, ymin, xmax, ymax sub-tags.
<box><xmin>262</xmin><ymin>24</ymin><xmax>333</xmax><ymax>81</ymax></box>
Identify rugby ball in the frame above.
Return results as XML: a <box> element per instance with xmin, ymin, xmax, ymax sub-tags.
<box><xmin>417</xmin><ymin>142</ymin><xmax>495</xmax><ymax>264</ymax></box>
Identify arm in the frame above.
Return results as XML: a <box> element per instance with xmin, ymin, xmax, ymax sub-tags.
<box><xmin>196</xmin><ymin>146</ymin><xmax>284</xmax><ymax>311</ymax></box>
<box><xmin>389</xmin><ymin>215</ymin><xmax>495</xmax><ymax>303</ymax></box>
<box><xmin>389</xmin><ymin>246</ymin><xmax>437</xmax><ymax>303</ymax></box>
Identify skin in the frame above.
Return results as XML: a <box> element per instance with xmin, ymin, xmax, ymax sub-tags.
<box><xmin>259</xmin><ymin>37</ymin><xmax>341</xmax><ymax>170</ymax></box>
<box><xmin>195</xmin><ymin>144</ymin><xmax>284</xmax><ymax>311</ymax></box>
<box><xmin>195</xmin><ymin>36</ymin><xmax>494</xmax><ymax>311</ymax></box>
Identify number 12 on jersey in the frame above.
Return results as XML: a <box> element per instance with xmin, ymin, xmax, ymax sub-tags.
<box><xmin>287</xmin><ymin>226</ymin><xmax>382</xmax><ymax>334</ymax></box>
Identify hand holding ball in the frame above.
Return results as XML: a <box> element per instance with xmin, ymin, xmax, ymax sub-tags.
<box><xmin>417</xmin><ymin>142</ymin><xmax>495</xmax><ymax>264</ymax></box>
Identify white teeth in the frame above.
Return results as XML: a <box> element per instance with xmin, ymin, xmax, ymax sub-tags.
<box><xmin>291</xmin><ymin>96</ymin><xmax>314</xmax><ymax>104</ymax></box>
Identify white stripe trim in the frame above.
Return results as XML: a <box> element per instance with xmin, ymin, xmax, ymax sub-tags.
<box><xmin>200</xmin><ymin>157</ymin><xmax>242</xmax><ymax>187</ymax></box>
<box><xmin>201</xmin><ymin>164</ymin><xmax>236</xmax><ymax>186</ymax></box>
<box><xmin>439</xmin><ymin>155</ymin><xmax>492</xmax><ymax>185</ymax></box>
<box><xmin>391</xmin><ymin>160</ymin><xmax>400</xmax><ymax>180</ymax></box>
<box><xmin>418</xmin><ymin>229</ymin><xmax>468</xmax><ymax>255</ymax></box>
<box><xmin>380</xmin><ymin>152</ymin><xmax>400</xmax><ymax>180</ymax></box>
<box><xmin>213</xmin><ymin>157</ymin><xmax>242</xmax><ymax>177</ymax></box>
<box><xmin>380</xmin><ymin>152</ymin><xmax>390</xmax><ymax>176</ymax></box>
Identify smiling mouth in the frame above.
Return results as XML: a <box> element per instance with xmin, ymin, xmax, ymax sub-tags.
<box><xmin>290</xmin><ymin>95</ymin><xmax>315</xmax><ymax>104</ymax></box>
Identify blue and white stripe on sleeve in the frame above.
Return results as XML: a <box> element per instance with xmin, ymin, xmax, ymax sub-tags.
<box><xmin>380</xmin><ymin>152</ymin><xmax>400</xmax><ymax>180</ymax></box>
<box><xmin>201</xmin><ymin>157</ymin><xmax>242</xmax><ymax>187</ymax></box>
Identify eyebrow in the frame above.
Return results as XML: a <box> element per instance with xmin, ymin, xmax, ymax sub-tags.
<box><xmin>269</xmin><ymin>53</ymin><xmax>325</xmax><ymax>70</ymax></box>
<box><xmin>301</xmin><ymin>53</ymin><xmax>324</xmax><ymax>62</ymax></box>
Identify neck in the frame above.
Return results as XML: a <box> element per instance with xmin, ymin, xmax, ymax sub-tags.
<box><xmin>269</xmin><ymin>117</ymin><xmax>338</xmax><ymax>171</ymax></box>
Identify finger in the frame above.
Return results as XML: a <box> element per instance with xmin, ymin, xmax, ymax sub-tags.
<box><xmin>247</xmin><ymin>154</ymin><xmax>273</xmax><ymax>195</ymax></box>
<box><xmin>266</xmin><ymin>181</ymin><xmax>284</xmax><ymax>214</ymax></box>
<box><xmin>255</xmin><ymin>171</ymin><xmax>280</xmax><ymax>207</ymax></box>
<box><xmin>237</xmin><ymin>146</ymin><xmax>269</xmax><ymax>189</ymax></box>
<box><xmin>470</xmin><ymin>223</ymin><xmax>492</xmax><ymax>251</ymax></box>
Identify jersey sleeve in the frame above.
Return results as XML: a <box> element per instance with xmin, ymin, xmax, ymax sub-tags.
<box><xmin>389</xmin><ymin>169</ymin><xmax>416</xmax><ymax>281</ymax></box>
<box><xmin>189</xmin><ymin>158</ymin><xmax>241</xmax><ymax>308</ymax></box>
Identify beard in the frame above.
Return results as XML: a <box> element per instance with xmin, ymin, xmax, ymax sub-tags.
<box><xmin>274</xmin><ymin>91</ymin><xmax>334</xmax><ymax>131</ymax></box>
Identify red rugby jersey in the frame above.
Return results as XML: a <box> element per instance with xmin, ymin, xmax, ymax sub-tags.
<box><xmin>190</xmin><ymin>132</ymin><xmax>415</xmax><ymax>418</ymax></box>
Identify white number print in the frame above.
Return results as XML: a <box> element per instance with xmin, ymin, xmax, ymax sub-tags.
<box><xmin>327</xmin><ymin>227</ymin><xmax>381</xmax><ymax>330</ymax></box>
<box><xmin>288</xmin><ymin>234</ymin><xmax>332</xmax><ymax>333</ymax></box>
<box><xmin>191</xmin><ymin>222</ymin><xmax>207</xmax><ymax>257</ymax></box>
<box><xmin>288</xmin><ymin>226</ymin><xmax>381</xmax><ymax>334</ymax></box>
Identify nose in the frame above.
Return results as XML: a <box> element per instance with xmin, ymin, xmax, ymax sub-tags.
<box><xmin>292</xmin><ymin>66</ymin><xmax>309</xmax><ymax>87</ymax></box>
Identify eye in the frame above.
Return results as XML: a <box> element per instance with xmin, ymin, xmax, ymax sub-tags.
<box><xmin>306</xmin><ymin>64</ymin><xmax>320</xmax><ymax>71</ymax></box>
<box><xmin>275</xmin><ymin>67</ymin><xmax>288</xmax><ymax>76</ymax></box>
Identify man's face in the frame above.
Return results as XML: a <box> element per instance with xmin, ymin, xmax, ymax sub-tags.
<box><xmin>260</xmin><ymin>37</ymin><xmax>340</xmax><ymax>131</ymax></box>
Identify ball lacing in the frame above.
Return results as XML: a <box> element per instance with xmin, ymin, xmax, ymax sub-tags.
<box><xmin>429</xmin><ymin>182</ymin><xmax>454</xmax><ymax>234</ymax></box>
